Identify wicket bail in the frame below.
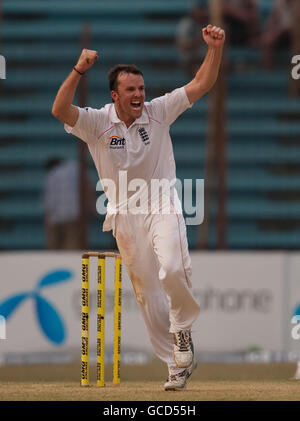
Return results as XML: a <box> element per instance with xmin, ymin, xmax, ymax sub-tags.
<box><xmin>81</xmin><ymin>251</ymin><xmax>122</xmax><ymax>387</ymax></box>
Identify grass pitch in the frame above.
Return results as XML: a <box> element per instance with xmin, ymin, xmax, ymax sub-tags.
<box><xmin>1</xmin><ymin>380</ymin><xmax>300</xmax><ymax>401</ymax></box>
<box><xmin>0</xmin><ymin>361</ymin><xmax>299</xmax><ymax>401</ymax></box>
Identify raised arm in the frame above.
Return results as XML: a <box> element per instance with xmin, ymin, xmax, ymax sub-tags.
<box><xmin>51</xmin><ymin>49</ymin><xmax>99</xmax><ymax>126</ymax></box>
<box><xmin>185</xmin><ymin>25</ymin><xmax>225</xmax><ymax>104</ymax></box>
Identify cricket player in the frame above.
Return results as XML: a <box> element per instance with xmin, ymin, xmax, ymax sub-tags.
<box><xmin>52</xmin><ymin>24</ymin><xmax>225</xmax><ymax>390</ymax></box>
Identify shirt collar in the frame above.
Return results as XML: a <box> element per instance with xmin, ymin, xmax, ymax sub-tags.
<box><xmin>110</xmin><ymin>104</ymin><xmax>149</xmax><ymax>125</ymax></box>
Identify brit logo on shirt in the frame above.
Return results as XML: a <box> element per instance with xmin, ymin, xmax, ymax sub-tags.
<box><xmin>108</xmin><ymin>136</ymin><xmax>126</xmax><ymax>149</ymax></box>
<box><xmin>138</xmin><ymin>127</ymin><xmax>150</xmax><ymax>145</ymax></box>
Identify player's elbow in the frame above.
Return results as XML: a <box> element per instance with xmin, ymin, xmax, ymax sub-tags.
<box><xmin>51</xmin><ymin>104</ymin><xmax>61</xmax><ymax>120</ymax></box>
<box><xmin>51</xmin><ymin>104</ymin><xmax>68</xmax><ymax>124</ymax></box>
<box><xmin>204</xmin><ymin>81</ymin><xmax>215</xmax><ymax>94</ymax></box>
<box><xmin>52</xmin><ymin>104</ymin><xmax>78</xmax><ymax>127</ymax></box>
<box><xmin>185</xmin><ymin>80</ymin><xmax>208</xmax><ymax>104</ymax></box>
<box><xmin>199</xmin><ymin>77</ymin><xmax>217</xmax><ymax>96</ymax></box>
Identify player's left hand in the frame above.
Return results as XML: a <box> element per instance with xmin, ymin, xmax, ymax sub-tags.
<box><xmin>202</xmin><ymin>25</ymin><xmax>225</xmax><ymax>48</ymax></box>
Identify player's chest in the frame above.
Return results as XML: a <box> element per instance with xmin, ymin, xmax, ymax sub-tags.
<box><xmin>102</xmin><ymin>125</ymin><xmax>153</xmax><ymax>158</ymax></box>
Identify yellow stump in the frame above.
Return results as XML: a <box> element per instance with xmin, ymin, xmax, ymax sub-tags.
<box><xmin>113</xmin><ymin>256</ymin><xmax>122</xmax><ymax>385</ymax></box>
<box><xmin>81</xmin><ymin>251</ymin><xmax>122</xmax><ymax>387</ymax></box>
<box><xmin>97</xmin><ymin>257</ymin><xmax>106</xmax><ymax>387</ymax></box>
<box><xmin>81</xmin><ymin>258</ymin><xmax>89</xmax><ymax>386</ymax></box>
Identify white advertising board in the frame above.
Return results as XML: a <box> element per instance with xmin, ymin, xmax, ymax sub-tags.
<box><xmin>191</xmin><ymin>252</ymin><xmax>285</xmax><ymax>352</ymax></box>
<box><xmin>0</xmin><ymin>252</ymin><xmax>149</xmax><ymax>360</ymax></box>
<box><xmin>285</xmin><ymin>253</ymin><xmax>300</xmax><ymax>353</ymax></box>
<box><xmin>0</xmin><ymin>251</ymin><xmax>287</xmax><ymax>361</ymax></box>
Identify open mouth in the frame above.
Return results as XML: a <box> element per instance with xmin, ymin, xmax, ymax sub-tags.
<box><xmin>131</xmin><ymin>101</ymin><xmax>142</xmax><ymax>110</ymax></box>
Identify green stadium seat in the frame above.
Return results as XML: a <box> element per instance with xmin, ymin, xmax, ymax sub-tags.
<box><xmin>1</xmin><ymin>0</ymin><xmax>298</xmax><ymax>250</ymax></box>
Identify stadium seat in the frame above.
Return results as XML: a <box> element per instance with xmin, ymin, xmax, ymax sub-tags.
<box><xmin>1</xmin><ymin>0</ymin><xmax>298</xmax><ymax>250</ymax></box>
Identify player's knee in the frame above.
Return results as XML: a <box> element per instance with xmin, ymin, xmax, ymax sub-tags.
<box><xmin>161</xmin><ymin>259</ymin><xmax>182</xmax><ymax>280</ymax></box>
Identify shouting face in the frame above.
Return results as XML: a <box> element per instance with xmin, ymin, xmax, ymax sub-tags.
<box><xmin>111</xmin><ymin>72</ymin><xmax>146</xmax><ymax>128</ymax></box>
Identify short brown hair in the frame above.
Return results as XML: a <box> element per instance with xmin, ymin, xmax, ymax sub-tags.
<box><xmin>108</xmin><ymin>64</ymin><xmax>143</xmax><ymax>92</ymax></box>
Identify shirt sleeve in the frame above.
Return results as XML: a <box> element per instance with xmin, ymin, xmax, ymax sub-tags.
<box><xmin>149</xmin><ymin>86</ymin><xmax>193</xmax><ymax>126</ymax></box>
<box><xmin>64</xmin><ymin>106</ymin><xmax>103</xmax><ymax>145</ymax></box>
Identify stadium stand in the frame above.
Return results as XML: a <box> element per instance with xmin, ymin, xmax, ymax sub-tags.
<box><xmin>1</xmin><ymin>0</ymin><xmax>300</xmax><ymax>250</ymax></box>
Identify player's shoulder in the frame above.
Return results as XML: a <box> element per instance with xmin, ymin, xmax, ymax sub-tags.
<box><xmin>78</xmin><ymin>104</ymin><xmax>111</xmax><ymax>125</ymax></box>
<box><xmin>144</xmin><ymin>89</ymin><xmax>183</xmax><ymax>121</ymax></box>
<box><xmin>147</xmin><ymin>88</ymin><xmax>185</xmax><ymax>107</ymax></box>
<box><xmin>144</xmin><ymin>99</ymin><xmax>162</xmax><ymax>122</ymax></box>
<box><xmin>145</xmin><ymin>92</ymin><xmax>171</xmax><ymax>112</ymax></box>
<box><xmin>81</xmin><ymin>103</ymin><xmax>109</xmax><ymax>115</ymax></box>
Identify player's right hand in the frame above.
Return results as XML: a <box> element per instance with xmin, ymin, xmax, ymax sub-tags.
<box><xmin>75</xmin><ymin>48</ymin><xmax>99</xmax><ymax>73</ymax></box>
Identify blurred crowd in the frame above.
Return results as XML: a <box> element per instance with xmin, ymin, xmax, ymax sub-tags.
<box><xmin>176</xmin><ymin>0</ymin><xmax>296</xmax><ymax>75</ymax></box>
<box><xmin>43</xmin><ymin>158</ymin><xmax>95</xmax><ymax>250</ymax></box>
<box><xmin>43</xmin><ymin>0</ymin><xmax>298</xmax><ymax>250</ymax></box>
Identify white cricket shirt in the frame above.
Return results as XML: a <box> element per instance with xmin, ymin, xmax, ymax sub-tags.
<box><xmin>65</xmin><ymin>86</ymin><xmax>192</xmax><ymax>231</ymax></box>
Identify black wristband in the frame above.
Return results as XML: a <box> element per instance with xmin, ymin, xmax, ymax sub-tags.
<box><xmin>73</xmin><ymin>66</ymin><xmax>84</xmax><ymax>76</ymax></box>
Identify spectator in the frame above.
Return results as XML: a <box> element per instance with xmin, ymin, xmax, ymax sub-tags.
<box><xmin>176</xmin><ymin>1</ymin><xmax>209</xmax><ymax>76</ymax></box>
<box><xmin>261</xmin><ymin>0</ymin><xmax>293</xmax><ymax>70</ymax></box>
<box><xmin>176</xmin><ymin>0</ymin><xmax>259</xmax><ymax>76</ymax></box>
<box><xmin>44</xmin><ymin>158</ymin><xmax>94</xmax><ymax>249</ymax></box>
<box><xmin>223</xmin><ymin>0</ymin><xmax>260</xmax><ymax>47</ymax></box>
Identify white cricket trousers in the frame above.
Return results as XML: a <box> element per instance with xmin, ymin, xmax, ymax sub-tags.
<box><xmin>114</xmin><ymin>212</ymin><xmax>200</xmax><ymax>374</ymax></box>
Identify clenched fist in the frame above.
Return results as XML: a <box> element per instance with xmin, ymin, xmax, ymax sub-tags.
<box><xmin>202</xmin><ymin>25</ymin><xmax>225</xmax><ymax>48</ymax></box>
<box><xmin>75</xmin><ymin>48</ymin><xmax>99</xmax><ymax>73</ymax></box>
